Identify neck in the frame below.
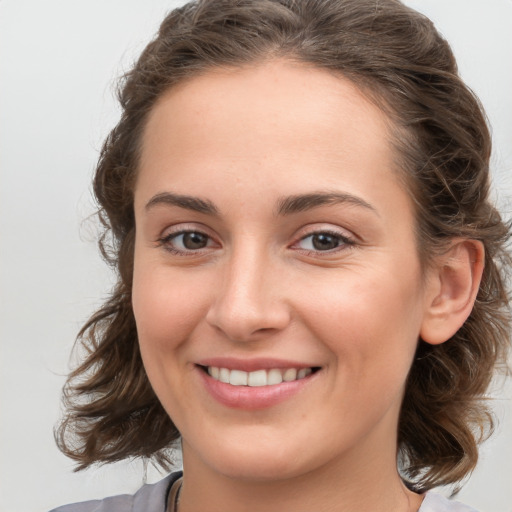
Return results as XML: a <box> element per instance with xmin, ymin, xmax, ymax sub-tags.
<box><xmin>177</xmin><ymin>441</ymin><xmax>423</xmax><ymax>512</ymax></box>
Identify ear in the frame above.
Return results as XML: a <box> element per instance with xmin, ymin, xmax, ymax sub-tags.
<box><xmin>420</xmin><ymin>239</ymin><xmax>484</xmax><ymax>345</ymax></box>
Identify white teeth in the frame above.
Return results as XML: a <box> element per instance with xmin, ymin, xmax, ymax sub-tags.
<box><xmin>219</xmin><ymin>368</ymin><xmax>230</xmax><ymax>384</ymax></box>
<box><xmin>230</xmin><ymin>369</ymin><xmax>248</xmax><ymax>386</ymax></box>
<box><xmin>248</xmin><ymin>369</ymin><xmax>267</xmax><ymax>387</ymax></box>
<box><xmin>297</xmin><ymin>368</ymin><xmax>312</xmax><ymax>379</ymax></box>
<box><xmin>267</xmin><ymin>368</ymin><xmax>283</xmax><ymax>385</ymax></box>
<box><xmin>206</xmin><ymin>366</ymin><xmax>314</xmax><ymax>386</ymax></box>
<box><xmin>283</xmin><ymin>368</ymin><xmax>297</xmax><ymax>382</ymax></box>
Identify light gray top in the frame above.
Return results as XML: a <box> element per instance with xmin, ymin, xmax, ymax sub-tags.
<box><xmin>49</xmin><ymin>473</ymin><xmax>178</xmax><ymax>512</ymax></box>
<box><xmin>420</xmin><ymin>492</ymin><xmax>478</xmax><ymax>512</ymax></box>
<box><xmin>49</xmin><ymin>472</ymin><xmax>478</xmax><ymax>512</ymax></box>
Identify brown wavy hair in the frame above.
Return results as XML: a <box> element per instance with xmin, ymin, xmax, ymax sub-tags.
<box><xmin>56</xmin><ymin>0</ymin><xmax>511</xmax><ymax>491</ymax></box>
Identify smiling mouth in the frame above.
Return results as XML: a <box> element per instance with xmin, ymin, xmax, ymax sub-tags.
<box><xmin>200</xmin><ymin>366</ymin><xmax>320</xmax><ymax>387</ymax></box>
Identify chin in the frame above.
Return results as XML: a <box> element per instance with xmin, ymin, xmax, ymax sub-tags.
<box><xmin>183</xmin><ymin>431</ymin><xmax>316</xmax><ymax>482</ymax></box>
<box><xmin>183</xmin><ymin>431</ymin><xmax>340</xmax><ymax>483</ymax></box>
<box><xmin>212</xmin><ymin>454</ymin><xmax>306</xmax><ymax>482</ymax></box>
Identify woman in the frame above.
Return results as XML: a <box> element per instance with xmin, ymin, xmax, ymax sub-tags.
<box><xmin>52</xmin><ymin>0</ymin><xmax>511</xmax><ymax>511</ymax></box>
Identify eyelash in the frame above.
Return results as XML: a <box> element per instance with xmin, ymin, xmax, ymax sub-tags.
<box><xmin>157</xmin><ymin>228</ymin><xmax>355</xmax><ymax>256</ymax></box>
<box><xmin>292</xmin><ymin>230</ymin><xmax>356</xmax><ymax>255</ymax></box>
<box><xmin>157</xmin><ymin>229</ymin><xmax>216</xmax><ymax>256</ymax></box>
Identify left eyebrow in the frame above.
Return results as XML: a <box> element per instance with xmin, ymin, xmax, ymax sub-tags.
<box><xmin>276</xmin><ymin>191</ymin><xmax>379</xmax><ymax>216</ymax></box>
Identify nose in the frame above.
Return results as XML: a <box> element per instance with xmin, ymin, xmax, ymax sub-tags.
<box><xmin>205</xmin><ymin>246</ymin><xmax>291</xmax><ymax>342</ymax></box>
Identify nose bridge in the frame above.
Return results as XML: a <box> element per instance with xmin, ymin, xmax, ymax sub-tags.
<box><xmin>206</xmin><ymin>238</ymin><xmax>289</xmax><ymax>340</ymax></box>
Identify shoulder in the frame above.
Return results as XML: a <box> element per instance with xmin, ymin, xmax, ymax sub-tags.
<box><xmin>420</xmin><ymin>492</ymin><xmax>479</xmax><ymax>512</ymax></box>
<box><xmin>48</xmin><ymin>472</ymin><xmax>182</xmax><ymax>512</ymax></box>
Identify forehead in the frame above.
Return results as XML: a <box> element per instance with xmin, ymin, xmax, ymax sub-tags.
<box><xmin>136</xmin><ymin>59</ymin><xmax>410</xmax><ymax>223</ymax></box>
<box><xmin>140</xmin><ymin>60</ymin><xmax>395</xmax><ymax>168</ymax></box>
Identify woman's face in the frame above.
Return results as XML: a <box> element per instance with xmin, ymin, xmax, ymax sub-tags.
<box><xmin>132</xmin><ymin>60</ymin><xmax>435</xmax><ymax>481</ymax></box>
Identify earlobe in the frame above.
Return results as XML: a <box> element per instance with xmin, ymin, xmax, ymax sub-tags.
<box><xmin>420</xmin><ymin>239</ymin><xmax>485</xmax><ymax>345</ymax></box>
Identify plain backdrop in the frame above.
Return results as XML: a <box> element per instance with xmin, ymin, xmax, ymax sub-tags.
<box><xmin>1</xmin><ymin>1</ymin><xmax>511</xmax><ymax>511</ymax></box>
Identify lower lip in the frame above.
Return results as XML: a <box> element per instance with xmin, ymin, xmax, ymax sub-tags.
<box><xmin>197</xmin><ymin>367</ymin><xmax>318</xmax><ymax>410</ymax></box>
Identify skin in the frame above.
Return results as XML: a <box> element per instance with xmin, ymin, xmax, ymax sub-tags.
<box><xmin>132</xmin><ymin>60</ymin><xmax>482</xmax><ymax>512</ymax></box>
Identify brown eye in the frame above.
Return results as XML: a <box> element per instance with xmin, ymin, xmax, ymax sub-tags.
<box><xmin>181</xmin><ymin>232</ymin><xmax>209</xmax><ymax>250</ymax></box>
<box><xmin>311</xmin><ymin>233</ymin><xmax>340</xmax><ymax>251</ymax></box>
<box><xmin>160</xmin><ymin>231</ymin><xmax>214</xmax><ymax>253</ymax></box>
<box><xmin>295</xmin><ymin>230</ymin><xmax>355</xmax><ymax>253</ymax></box>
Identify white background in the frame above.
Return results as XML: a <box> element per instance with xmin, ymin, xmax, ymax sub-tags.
<box><xmin>1</xmin><ymin>1</ymin><xmax>511</xmax><ymax>511</ymax></box>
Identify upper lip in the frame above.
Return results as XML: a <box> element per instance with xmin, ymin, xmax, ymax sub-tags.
<box><xmin>196</xmin><ymin>357</ymin><xmax>319</xmax><ymax>372</ymax></box>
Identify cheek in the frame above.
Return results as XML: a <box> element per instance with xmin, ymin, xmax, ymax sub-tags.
<box><xmin>132</xmin><ymin>263</ymin><xmax>207</xmax><ymax>358</ymax></box>
<box><xmin>301</xmin><ymin>266</ymin><xmax>425</xmax><ymax>377</ymax></box>
<box><xmin>131</xmin><ymin>263</ymin><xmax>213</xmax><ymax>418</ymax></box>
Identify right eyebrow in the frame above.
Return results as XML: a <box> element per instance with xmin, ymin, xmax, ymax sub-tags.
<box><xmin>144</xmin><ymin>192</ymin><xmax>219</xmax><ymax>215</ymax></box>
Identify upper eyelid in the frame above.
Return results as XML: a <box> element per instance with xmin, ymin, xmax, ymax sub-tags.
<box><xmin>158</xmin><ymin>222</ymin><xmax>215</xmax><ymax>238</ymax></box>
<box><xmin>288</xmin><ymin>225</ymin><xmax>358</xmax><ymax>254</ymax></box>
<box><xmin>156</xmin><ymin>223</ymin><xmax>357</xmax><ymax>247</ymax></box>
<box><xmin>292</xmin><ymin>231</ymin><xmax>355</xmax><ymax>248</ymax></box>
<box><xmin>157</xmin><ymin>230</ymin><xmax>219</xmax><ymax>256</ymax></box>
<box><xmin>292</xmin><ymin>224</ymin><xmax>356</xmax><ymax>241</ymax></box>
<box><xmin>156</xmin><ymin>224</ymin><xmax>219</xmax><ymax>252</ymax></box>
